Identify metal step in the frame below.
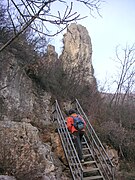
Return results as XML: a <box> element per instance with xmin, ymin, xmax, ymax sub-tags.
<box><xmin>83</xmin><ymin>154</ymin><xmax>94</xmax><ymax>162</ymax></box>
<box><xmin>83</xmin><ymin>175</ymin><xmax>104</xmax><ymax>180</ymax></box>
<box><xmin>83</xmin><ymin>167</ymin><xmax>101</xmax><ymax>178</ymax></box>
<box><xmin>83</xmin><ymin>168</ymin><xmax>99</xmax><ymax>173</ymax></box>
<box><xmin>83</xmin><ymin>147</ymin><xmax>89</xmax><ymax>150</ymax></box>
<box><xmin>83</xmin><ymin>154</ymin><xmax>92</xmax><ymax>158</ymax></box>
<box><xmin>82</xmin><ymin>141</ymin><xmax>87</xmax><ymax>145</ymax></box>
<box><xmin>83</xmin><ymin>161</ymin><xmax>96</xmax><ymax>165</ymax></box>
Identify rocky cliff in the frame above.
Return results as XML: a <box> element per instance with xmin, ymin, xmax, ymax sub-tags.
<box><xmin>60</xmin><ymin>23</ymin><xmax>96</xmax><ymax>85</ymax></box>
<box><xmin>0</xmin><ymin>23</ymin><xmax>96</xmax><ymax>179</ymax></box>
<box><xmin>0</xmin><ymin>50</ymin><xmax>69</xmax><ymax>180</ymax></box>
<box><xmin>0</xmin><ymin>51</ymin><xmax>51</xmax><ymax>125</ymax></box>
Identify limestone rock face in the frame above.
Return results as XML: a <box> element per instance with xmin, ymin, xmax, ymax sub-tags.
<box><xmin>51</xmin><ymin>133</ymin><xmax>67</xmax><ymax>165</ymax></box>
<box><xmin>0</xmin><ymin>176</ymin><xmax>16</xmax><ymax>180</ymax></box>
<box><xmin>0</xmin><ymin>121</ymin><xmax>55</xmax><ymax>180</ymax></box>
<box><xmin>41</xmin><ymin>45</ymin><xmax>58</xmax><ymax>69</ymax></box>
<box><xmin>0</xmin><ymin>121</ymin><xmax>72</xmax><ymax>180</ymax></box>
<box><xmin>60</xmin><ymin>23</ymin><xmax>95</xmax><ymax>84</ymax></box>
<box><xmin>0</xmin><ymin>48</ymin><xmax>71</xmax><ymax>180</ymax></box>
<box><xmin>46</xmin><ymin>45</ymin><xmax>58</xmax><ymax>60</ymax></box>
<box><xmin>0</xmin><ymin>51</ymin><xmax>51</xmax><ymax>126</ymax></box>
<box><xmin>105</xmin><ymin>145</ymin><xmax>119</xmax><ymax>168</ymax></box>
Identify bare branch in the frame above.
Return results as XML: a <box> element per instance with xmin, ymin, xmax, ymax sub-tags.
<box><xmin>110</xmin><ymin>44</ymin><xmax>135</xmax><ymax>106</ymax></box>
<box><xmin>0</xmin><ymin>0</ymin><xmax>102</xmax><ymax>51</ymax></box>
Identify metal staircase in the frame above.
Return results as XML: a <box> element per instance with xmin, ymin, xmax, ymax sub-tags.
<box><xmin>52</xmin><ymin>100</ymin><xmax>115</xmax><ymax>180</ymax></box>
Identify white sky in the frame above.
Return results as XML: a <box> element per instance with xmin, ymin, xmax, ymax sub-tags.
<box><xmin>50</xmin><ymin>0</ymin><xmax>135</xmax><ymax>91</ymax></box>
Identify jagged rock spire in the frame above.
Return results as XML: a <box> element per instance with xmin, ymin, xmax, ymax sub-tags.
<box><xmin>60</xmin><ymin>23</ymin><xmax>96</xmax><ymax>85</ymax></box>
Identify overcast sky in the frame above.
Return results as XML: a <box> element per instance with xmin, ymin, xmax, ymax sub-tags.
<box><xmin>50</xmin><ymin>0</ymin><xmax>135</xmax><ymax>91</ymax></box>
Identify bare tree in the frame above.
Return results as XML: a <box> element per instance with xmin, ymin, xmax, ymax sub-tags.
<box><xmin>110</xmin><ymin>44</ymin><xmax>135</xmax><ymax>106</ymax></box>
<box><xmin>109</xmin><ymin>44</ymin><xmax>135</xmax><ymax>128</ymax></box>
<box><xmin>0</xmin><ymin>0</ymin><xmax>102</xmax><ymax>52</ymax></box>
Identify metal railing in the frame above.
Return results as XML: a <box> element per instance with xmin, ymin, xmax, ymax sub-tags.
<box><xmin>52</xmin><ymin>100</ymin><xmax>83</xmax><ymax>180</ymax></box>
<box><xmin>72</xmin><ymin>99</ymin><xmax>115</xmax><ymax>180</ymax></box>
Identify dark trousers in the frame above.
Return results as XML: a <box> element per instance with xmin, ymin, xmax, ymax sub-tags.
<box><xmin>72</xmin><ymin>131</ymin><xmax>84</xmax><ymax>160</ymax></box>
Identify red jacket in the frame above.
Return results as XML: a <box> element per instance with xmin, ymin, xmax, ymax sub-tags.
<box><xmin>66</xmin><ymin>113</ymin><xmax>86</xmax><ymax>133</ymax></box>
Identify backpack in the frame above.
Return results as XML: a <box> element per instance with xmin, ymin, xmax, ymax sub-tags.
<box><xmin>72</xmin><ymin>115</ymin><xmax>85</xmax><ymax>131</ymax></box>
